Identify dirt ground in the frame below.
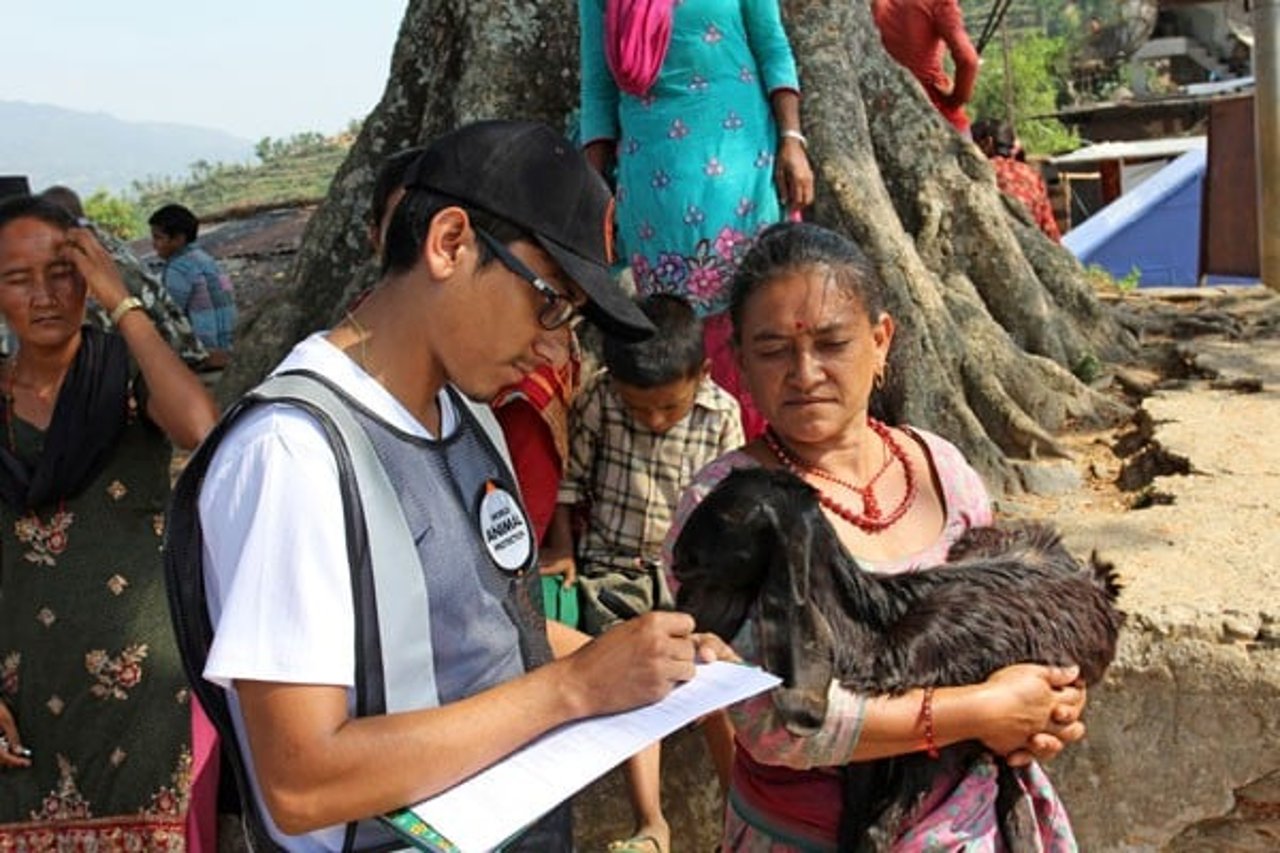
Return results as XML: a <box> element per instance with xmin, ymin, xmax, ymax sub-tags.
<box><xmin>1005</xmin><ymin>285</ymin><xmax>1280</xmax><ymax>619</ymax></box>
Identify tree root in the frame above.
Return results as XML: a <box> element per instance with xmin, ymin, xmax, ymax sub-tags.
<box><xmin>786</xmin><ymin>0</ymin><xmax>1133</xmax><ymax>489</ymax></box>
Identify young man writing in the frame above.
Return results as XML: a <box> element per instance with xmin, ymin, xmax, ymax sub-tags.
<box><xmin>170</xmin><ymin>121</ymin><xmax>726</xmax><ymax>851</ymax></box>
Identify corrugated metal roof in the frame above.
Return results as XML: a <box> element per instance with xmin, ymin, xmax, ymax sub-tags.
<box><xmin>1052</xmin><ymin>136</ymin><xmax>1206</xmax><ymax>165</ymax></box>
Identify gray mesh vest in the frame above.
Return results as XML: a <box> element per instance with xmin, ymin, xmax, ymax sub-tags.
<box><xmin>165</xmin><ymin>371</ymin><xmax>567</xmax><ymax>852</ymax></box>
<box><xmin>348</xmin><ymin>381</ymin><xmax>552</xmax><ymax>702</ymax></box>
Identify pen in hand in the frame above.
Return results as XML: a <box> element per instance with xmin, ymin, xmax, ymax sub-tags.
<box><xmin>597</xmin><ymin>586</ymin><xmax>645</xmax><ymax>621</ymax></box>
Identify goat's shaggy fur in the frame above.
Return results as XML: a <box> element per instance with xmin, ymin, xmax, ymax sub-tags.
<box><xmin>672</xmin><ymin>467</ymin><xmax>1124</xmax><ymax>850</ymax></box>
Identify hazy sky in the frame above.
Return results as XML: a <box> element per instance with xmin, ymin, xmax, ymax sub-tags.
<box><xmin>3</xmin><ymin>1</ymin><xmax>407</xmax><ymax>141</ymax></box>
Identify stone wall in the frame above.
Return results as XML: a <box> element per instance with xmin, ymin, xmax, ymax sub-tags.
<box><xmin>1051</xmin><ymin>609</ymin><xmax>1280</xmax><ymax>851</ymax></box>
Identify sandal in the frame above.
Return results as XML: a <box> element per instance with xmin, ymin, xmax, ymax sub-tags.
<box><xmin>606</xmin><ymin>834</ymin><xmax>664</xmax><ymax>853</ymax></box>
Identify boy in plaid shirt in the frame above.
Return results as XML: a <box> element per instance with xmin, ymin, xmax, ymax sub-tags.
<box><xmin>542</xmin><ymin>293</ymin><xmax>742</xmax><ymax>853</ymax></box>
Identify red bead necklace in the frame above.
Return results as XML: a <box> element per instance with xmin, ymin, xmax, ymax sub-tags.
<box><xmin>763</xmin><ymin>418</ymin><xmax>917</xmax><ymax>533</ymax></box>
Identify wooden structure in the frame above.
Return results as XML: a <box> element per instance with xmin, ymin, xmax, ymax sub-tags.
<box><xmin>1051</xmin><ymin>137</ymin><xmax>1205</xmax><ymax>228</ymax></box>
<box><xmin>1200</xmin><ymin>94</ymin><xmax>1260</xmax><ymax>278</ymax></box>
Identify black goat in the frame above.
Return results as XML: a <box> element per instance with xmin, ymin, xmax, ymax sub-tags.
<box><xmin>672</xmin><ymin>467</ymin><xmax>1124</xmax><ymax>851</ymax></box>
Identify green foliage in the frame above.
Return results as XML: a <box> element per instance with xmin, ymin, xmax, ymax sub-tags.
<box><xmin>970</xmin><ymin>33</ymin><xmax>1080</xmax><ymax>156</ymax></box>
<box><xmin>1071</xmin><ymin>352</ymin><xmax>1102</xmax><ymax>383</ymax></box>
<box><xmin>253</xmin><ymin>131</ymin><xmax>335</xmax><ymax>164</ymax></box>
<box><xmin>966</xmin><ymin>1</ymin><xmax>1125</xmax><ymax>45</ymax></box>
<box><xmin>1117</xmin><ymin>265</ymin><xmax>1142</xmax><ymax>292</ymax></box>
<box><xmin>133</xmin><ymin>131</ymin><xmax>349</xmax><ymax>218</ymax></box>
<box><xmin>1084</xmin><ymin>263</ymin><xmax>1142</xmax><ymax>293</ymax></box>
<box><xmin>83</xmin><ymin>190</ymin><xmax>145</xmax><ymax>240</ymax></box>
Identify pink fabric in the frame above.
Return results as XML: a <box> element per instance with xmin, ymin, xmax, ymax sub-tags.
<box><xmin>721</xmin><ymin>758</ymin><xmax>1076</xmax><ymax>852</ymax></box>
<box><xmin>187</xmin><ymin>697</ymin><xmax>220</xmax><ymax>853</ymax></box>
<box><xmin>703</xmin><ymin>311</ymin><xmax>767</xmax><ymax>440</ymax></box>
<box><xmin>893</xmin><ymin>755</ymin><xmax>1076</xmax><ymax>852</ymax></box>
<box><xmin>605</xmin><ymin>0</ymin><xmax>676</xmax><ymax>96</ymax></box>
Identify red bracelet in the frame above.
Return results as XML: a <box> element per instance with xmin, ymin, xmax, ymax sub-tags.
<box><xmin>920</xmin><ymin>686</ymin><xmax>940</xmax><ymax>759</ymax></box>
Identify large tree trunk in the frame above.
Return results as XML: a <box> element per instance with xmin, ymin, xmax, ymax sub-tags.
<box><xmin>222</xmin><ymin>0</ymin><xmax>1135</xmax><ymax>491</ymax></box>
<box><xmin>791</xmin><ymin>0</ymin><xmax>1134</xmax><ymax>489</ymax></box>
<box><xmin>219</xmin><ymin>0</ymin><xmax>582</xmax><ymax>403</ymax></box>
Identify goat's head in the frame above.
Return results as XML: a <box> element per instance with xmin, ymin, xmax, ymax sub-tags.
<box><xmin>674</xmin><ymin>467</ymin><xmax>794</xmax><ymax>640</ymax></box>
<box><xmin>673</xmin><ymin>467</ymin><xmax>838</xmax><ymax>734</ymax></box>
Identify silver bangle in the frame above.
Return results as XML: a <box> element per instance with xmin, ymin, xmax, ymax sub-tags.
<box><xmin>779</xmin><ymin>129</ymin><xmax>808</xmax><ymax>149</ymax></box>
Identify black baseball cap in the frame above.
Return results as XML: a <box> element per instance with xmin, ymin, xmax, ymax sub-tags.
<box><xmin>404</xmin><ymin>120</ymin><xmax>654</xmax><ymax>342</ymax></box>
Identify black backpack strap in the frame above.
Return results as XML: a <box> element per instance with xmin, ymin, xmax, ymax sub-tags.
<box><xmin>166</xmin><ymin>400</ymin><xmax>291</xmax><ymax>852</ymax></box>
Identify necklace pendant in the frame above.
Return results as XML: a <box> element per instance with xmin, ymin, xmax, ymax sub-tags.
<box><xmin>862</xmin><ymin>489</ymin><xmax>882</xmax><ymax>521</ymax></box>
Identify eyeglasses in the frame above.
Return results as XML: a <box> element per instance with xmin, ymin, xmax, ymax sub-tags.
<box><xmin>473</xmin><ymin>228</ymin><xmax>580</xmax><ymax>331</ymax></box>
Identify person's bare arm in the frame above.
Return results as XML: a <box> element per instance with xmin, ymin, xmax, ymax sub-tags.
<box><xmin>770</xmin><ymin>90</ymin><xmax>814</xmax><ymax>210</ymax></box>
<box><xmin>0</xmin><ymin>699</ymin><xmax>32</xmax><ymax>769</ymax></box>
<box><xmin>64</xmin><ymin>227</ymin><xmax>218</xmax><ymax>448</ymax></box>
<box><xmin>539</xmin><ymin>503</ymin><xmax>578</xmax><ymax>586</ymax></box>
<box><xmin>583</xmin><ymin>140</ymin><xmax>615</xmax><ymax>176</ymax></box>
<box><xmin>237</xmin><ymin>611</ymin><xmax>698</xmax><ymax>834</ymax></box>
<box><xmin>546</xmin><ymin>617</ymin><xmax>591</xmax><ymax>658</ymax></box>
<box><xmin>735</xmin><ymin>663</ymin><xmax>1085</xmax><ymax>771</ymax></box>
<box><xmin>936</xmin><ymin>0</ymin><xmax>979</xmax><ymax>109</ymax></box>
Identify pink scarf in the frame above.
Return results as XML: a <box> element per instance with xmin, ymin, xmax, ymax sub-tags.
<box><xmin>604</xmin><ymin>0</ymin><xmax>675</xmax><ymax>96</ymax></box>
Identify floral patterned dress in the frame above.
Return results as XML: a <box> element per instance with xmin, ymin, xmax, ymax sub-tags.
<box><xmin>0</xmin><ymin>401</ymin><xmax>194</xmax><ymax>848</ymax></box>
<box><xmin>580</xmin><ymin>0</ymin><xmax>800</xmax><ymax>317</ymax></box>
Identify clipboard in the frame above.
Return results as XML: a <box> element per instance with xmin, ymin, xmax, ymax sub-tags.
<box><xmin>380</xmin><ymin>661</ymin><xmax>779</xmax><ymax>851</ymax></box>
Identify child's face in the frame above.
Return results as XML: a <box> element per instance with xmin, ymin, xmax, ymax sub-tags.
<box><xmin>613</xmin><ymin>371</ymin><xmax>703</xmax><ymax>435</ymax></box>
<box><xmin>150</xmin><ymin>227</ymin><xmax>184</xmax><ymax>260</ymax></box>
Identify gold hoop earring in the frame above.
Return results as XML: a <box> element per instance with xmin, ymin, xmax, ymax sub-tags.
<box><xmin>874</xmin><ymin>364</ymin><xmax>886</xmax><ymax>390</ymax></box>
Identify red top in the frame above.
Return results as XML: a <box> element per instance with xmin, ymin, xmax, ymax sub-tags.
<box><xmin>872</xmin><ymin>0</ymin><xmax>979</xmax><ymax>132</ymax></box>
<box><xmin>991</xmin><ymin>156</ymin><xmax>1062</xmax><ymax>242</ymax></box>
<box><xmin>492</xmin><ymin>356</ymin><xmax>581</xmax><ymax>543</ymax></box>
<box><xmin>494</xmin><ymin>398</ymin><xmax>562</xmax><ymax>542</ymax></box>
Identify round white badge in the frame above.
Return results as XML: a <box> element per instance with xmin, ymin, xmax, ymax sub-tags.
<box><xmin>478</xmin><ymin>482</ymin><xmax>533</xmax><ymax>571</ymax></box>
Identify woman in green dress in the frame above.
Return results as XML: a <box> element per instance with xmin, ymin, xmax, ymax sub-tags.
<box><xmin>0</xmin><ymin>196</ymin><xmax>219</xmax><ymax>848</ymax></box>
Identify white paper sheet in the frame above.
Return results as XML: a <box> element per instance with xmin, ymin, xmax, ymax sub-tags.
<box><xmin>405</xmin><ymin>661</ymin><xmax>780</xmax><ymax>851</ymax></box>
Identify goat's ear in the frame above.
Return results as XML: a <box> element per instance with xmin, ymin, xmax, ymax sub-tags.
<box><xmin>756</xmin><ymin>497</ymin><xmax>805</xmax><ymax>681</ymax></box>
<box><xmin>754</xmin><ymin>494</ymin><xmax>812</xmax><ymax>678</ymax></box>
<box><xmin>781</xmin><ymin>494</ymin><xmax>817</xmax><ymax>607</ymax></box>
<box><xmin>757</xmin><ymin>492</ymin><xmax>834</xmax><ymax>734</ymax></box>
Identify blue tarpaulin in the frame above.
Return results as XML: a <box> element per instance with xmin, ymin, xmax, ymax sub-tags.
<box><xmin>1062</xmin><ymin>149</ymin><xmax>1206</xmax><ymax>287</ymax></box>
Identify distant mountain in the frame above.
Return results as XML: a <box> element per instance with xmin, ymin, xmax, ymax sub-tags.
<box><xmin>0</xmin><ymin>101</ymin><xmax>255</xmax><ymax>195</ymax></box>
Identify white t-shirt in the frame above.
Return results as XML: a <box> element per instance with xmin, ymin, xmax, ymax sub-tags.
<box><xmin>199</xmin><ymin>333</ymin><xmax>460</xmax><ymax>851</ymax></box>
